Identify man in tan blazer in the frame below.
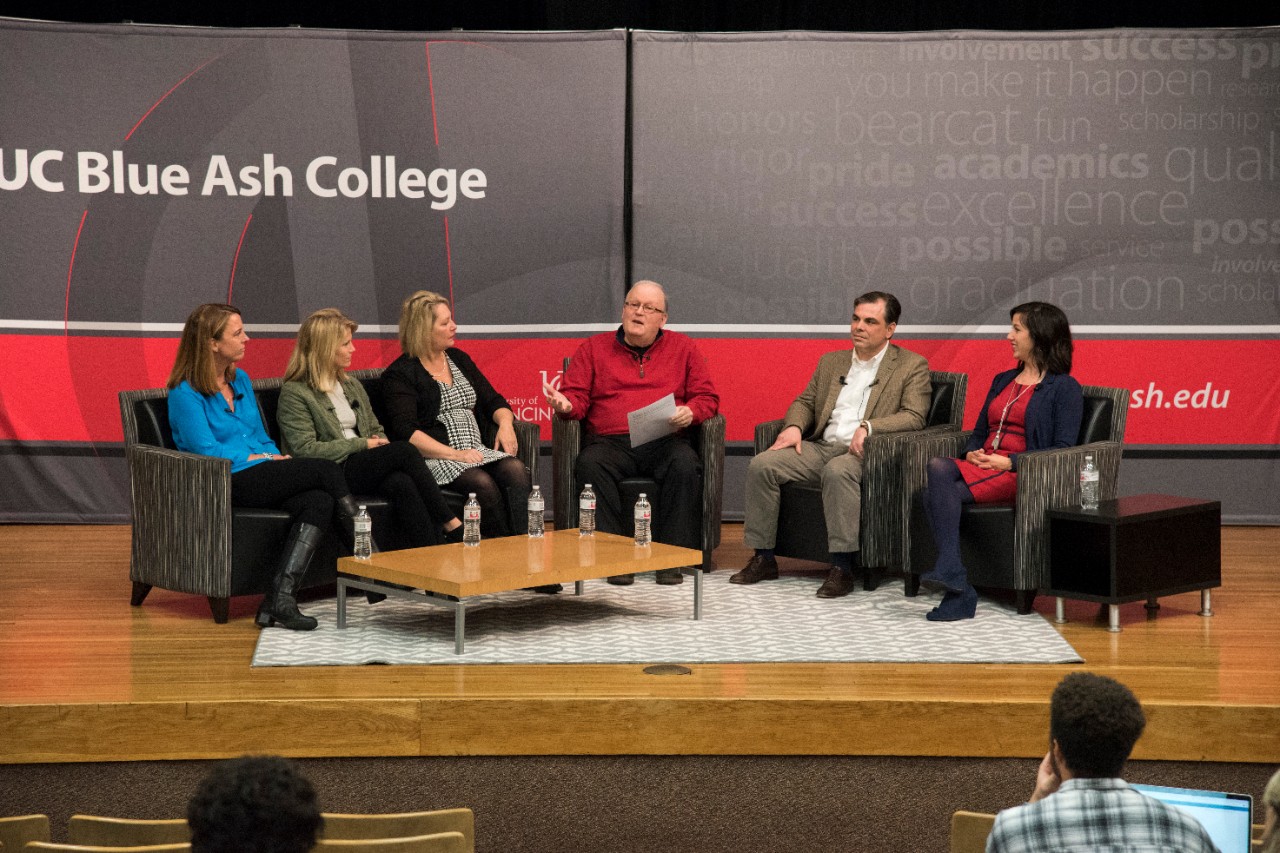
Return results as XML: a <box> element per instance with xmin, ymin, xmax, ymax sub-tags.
<box><xmin>730</xmin><ymin>291</ymin><xmax>931</xmax><ymax>597</ymax></box>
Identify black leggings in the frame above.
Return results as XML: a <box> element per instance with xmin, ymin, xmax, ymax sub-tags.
<box><xmin>230</xmin><ymin>457</ymin><xmax>348</xmax><ymax>529</ymax></box>
<box><xmin>450</xmin><ymin>456</ymin><xmax>531</xmax><ymax>537</ymax></box>
<box><xmin>922</xmin><ymin>456</ymin><xmax>975</xmax><ymax>583</ymax></box>
<box><xmin>343</xmin><ymin>442</ymin><xmax>456</xmax><ymax>547</ymax></box>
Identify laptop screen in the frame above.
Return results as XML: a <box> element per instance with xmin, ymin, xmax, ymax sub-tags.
<box><xmin>1130</xmin><ymin>783</ymin><xmax>1253</xmax><ymax>853</ymax></box>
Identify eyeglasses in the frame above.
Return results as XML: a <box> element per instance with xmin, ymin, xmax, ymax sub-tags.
<box><xmin>624</xmin><ymin>300</ymin><xmax>666</xmax><ymax>316</ymax></box>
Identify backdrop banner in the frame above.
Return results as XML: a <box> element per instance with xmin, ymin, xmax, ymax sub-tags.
<box><xmin>3</xmin><ymin>23</ymin><xmax>1278</xmax><ymax>522</ymax></box>
<box><xmin>632</xmin><ymin>29</ymin><xmax>1279</xmax><ymax>522</ymax></box>
<box><xmin>0</xmin><ymin>21</ymin><xmax>626</xmax><ymax>520</ymax></box>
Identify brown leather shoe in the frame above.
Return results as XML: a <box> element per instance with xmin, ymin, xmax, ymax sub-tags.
<box><xmin>655</xmin><ymin>567</ymin><xmax>685</xmax><ymax>585</ymax></box>
<box><xmin>607</xmin><ymin>574</ymin><xmax>635</xmax><ymax>586</ymax></box>
<box><xmin>815</xmin><ymin>566</ymin><xmax>855</xmax><ymax>598</ymax></box>
<box><xmin>729</xmin><ymin>554</ymin><xmax>780</xmax><ymax>585</ymax></box>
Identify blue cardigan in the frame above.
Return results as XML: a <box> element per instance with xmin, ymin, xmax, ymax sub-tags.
<box><xmin>168</xmin><ymin>368</ymin><xmax>281</xmax><ymax>473</ymax></box>
<box><xmin>964</xmin><ymin>368</ymin><xmax>1083</xmax><ymax>471</ymax></box>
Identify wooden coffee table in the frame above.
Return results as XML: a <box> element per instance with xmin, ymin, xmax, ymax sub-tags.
<box><xmin>335</xmin><ymin>529</ymin><xmax>704</xmax><ymax>653</ymax></box>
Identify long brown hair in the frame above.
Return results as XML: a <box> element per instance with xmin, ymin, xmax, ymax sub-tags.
<box><xmin>1011</xmin><ymin>301</ymin><xmax>1073</xmax><ymax>375</ymax></box>
<box><xmin>167</xmin><ymin>304</ymin><xmax>241</xmax><ymax>394</ymax></box>
<box><xmin>284</xmin><ymin>308</ymin><xmax>358</xmax><ymax>392</ymax></box>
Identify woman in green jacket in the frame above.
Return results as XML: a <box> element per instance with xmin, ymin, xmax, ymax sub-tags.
<box><xmin>278</xmin><ymin>308</ymin><xmax>462</xmax><ymax>547</ymax></box>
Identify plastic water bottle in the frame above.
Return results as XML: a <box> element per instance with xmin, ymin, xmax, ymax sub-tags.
<box><xmin>353</xmin><ymin>505</ymin><xmax>373</xmax><ymax>560</ymax></box>
<box><xmin>579</xmin><ymin>483</ymin><xmax>596</xmax><ymax>537</ymax></box>
<box><xmin>463</xmin><ymin>493</ymin><xmax>481</xmax><ymax>546</ymax></box>
<box><xmin>527</xmin><ymin>485</ymin><xmax>545</xmax><ymax>538</ymax></box>
<box><xmin>634</xmin><ymin>493</ymin><xmax>652</xmax><ymax>546</ymax></box>
<box><xmin>1080</xmin><ymin>453</ymin><xmax>1099</xmax><ymax>511</ymax></box>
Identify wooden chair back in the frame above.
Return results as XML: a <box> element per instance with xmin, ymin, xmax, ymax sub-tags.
<box><xmin>950</xmin><ymin>810</ymin><xmax>996</xmax><ymax>853</ymax></box>
<box><xmin>25</xmin><ymin>844</ymin><xmax>189</xmax><ymax>852</ymax></box>
<box><xmin>68</xmin><ymin>816</ymin><xmax>190</xmax><ymax>847</ymax></box>
<box><xmin>0</xmin><ymin>814</ymin><xmax>50</xmax><ymax>849</ymax></box>
<box><xmin>321</xmin><ymin>810</ymin><xmax>473</xmax><ymax>849</ymax></box>
<box><xmin>315</xmin><ymin>833</ymin><xmax>468</xmax><ymax>853</ymax></box>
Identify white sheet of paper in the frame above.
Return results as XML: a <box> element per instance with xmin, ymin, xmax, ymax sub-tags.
<box><xmin>627</xmin><ymin>393</ymin><xmax>677</xmax><ymax>448</ymax></box>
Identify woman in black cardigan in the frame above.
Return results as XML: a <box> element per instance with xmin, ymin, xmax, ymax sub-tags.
<box><xmin>381</xmin><ymin>290</ymin><xmax>532</xmax><ymax>538</ymax></box>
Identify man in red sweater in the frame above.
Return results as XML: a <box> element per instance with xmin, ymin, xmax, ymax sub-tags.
<box><xmin>543</xmin><ymin>281</ymin><xmax>720</xmax><ymax>585</ymax></box>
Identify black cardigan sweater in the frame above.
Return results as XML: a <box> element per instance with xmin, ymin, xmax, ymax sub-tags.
<box><xmin>381</xmin><ymin>348</ymin><xmax>511</xmax><ymax>446</ymax></box>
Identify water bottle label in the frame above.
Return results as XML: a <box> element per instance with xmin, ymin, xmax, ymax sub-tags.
<box><xmin>634</xmin><ymin>509</ymin><xmax>651</xmax><ymax>520</ymax></box>
<box><xmin>354</xmin><ymin>520</ymin><xmax>371</xmax><ymax>534</ymax></box>
<box><xmin>465</xmin><ymin>507</ymin><xmax>480</xmax><ymax>521</ymax></box>
<box><xmin>529</xmin><ymin>499</ymin><xmax>544</xmax><ymax>512</ymax></box>
<box><xmin>580</xmin><ymin>498</ymin><xmax>596</xmax><ymax>510</ymax></box>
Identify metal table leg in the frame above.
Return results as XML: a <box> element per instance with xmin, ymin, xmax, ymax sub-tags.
<box><xmin>574</xmin><ymin>580</ymin><xmax>584</xmax><ymax>596</ymax></box>
<box><xmin>454</xmin><ymin>600</ymin><xmax>466</xmax><ymax>654</ymax></box>
<box><xmin>337</xmin><ymin>579</ymin><xmax>348</xmax><ymax>628</ymax></box>
<box><xmin>694</xmin><ymin>566</ymin><xmax>703</xmax><ymax>620</ymax></box>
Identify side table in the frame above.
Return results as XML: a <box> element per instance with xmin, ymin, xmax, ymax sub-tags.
<box><xmin>1045</xmin><ymin>494</ymin><xmax>1221</xmax><ymax>632</ymax></box>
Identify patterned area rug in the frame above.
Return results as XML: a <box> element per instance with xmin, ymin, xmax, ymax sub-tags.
<box><xmin>252</xmin><ymin>570</ymin><xmax>1081</xmax><ymax>666</ymax></box>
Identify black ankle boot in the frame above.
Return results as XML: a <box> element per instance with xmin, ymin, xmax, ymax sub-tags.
<box><xmin>256</xmin><ymin>522</ymin><xmax>324</xmax><ymax>630</ymax></box>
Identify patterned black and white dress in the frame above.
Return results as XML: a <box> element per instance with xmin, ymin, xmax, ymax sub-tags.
<box><xmin>425</xmin><ymin>354</ymin><xmax>511</xmax><ymax>485</ymax></box>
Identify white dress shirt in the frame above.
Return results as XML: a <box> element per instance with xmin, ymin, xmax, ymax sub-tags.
<box><xmin>822</xmin><ymin>344</ymin><xmax>887</xmax><ymax>445</ymax></box>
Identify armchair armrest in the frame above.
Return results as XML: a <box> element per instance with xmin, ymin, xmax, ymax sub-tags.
<box><xmin>551</xmin><ymin>416</ymin><xmax>583</xmax><ymax>530</ymax></box>
<box><xmin>698</xmin><ymin>414</ymin><xmax>726</xmax><ymax>554</ymax></box>
<box><xmin>754</xmin><ymin>419</ymin><xmax>785</xmax><ymax>455</ymax></box>
<box><xmin>860</xmin><ymin>423</ymin><xmax>960</xmax><ymax>569</ymax></box>
<box><xmin>512</xmin><ymin>420</ymin><xmax>540</xmax><ymax>481</ymax></box>
<box><xmin>900</xmin><ymin>430</ymin><xmax>972</xmax><ymax>574</ymax></box>
<box><xmin>126</xmin><ymin>444</ymin><xmax>234</xmax><ymax>597</ymax></box>
<box><xmin>1011</xmin><ymin>440</ymin><xmax>1124</xmax><ymax>589</ymax></box>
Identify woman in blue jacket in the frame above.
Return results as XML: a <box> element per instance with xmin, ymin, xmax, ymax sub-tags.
<box><xmin>918</xmin><ymin>302</ymin><xmax>1083</xmax><ymax>622</ymax></box>
<box><xmin>167</xmin><ymin>303</ymin><xmax>360</xmax><ymax>632</ymax></box>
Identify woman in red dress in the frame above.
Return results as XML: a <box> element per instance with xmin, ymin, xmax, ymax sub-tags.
<box><xmin>918</xmin><ymin>302</ymin><xmax>1083</xmax><ymax>621</ymax></box>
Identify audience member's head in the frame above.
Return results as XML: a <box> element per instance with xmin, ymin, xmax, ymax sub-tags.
<box><xmin>1262</xmin><ymin>767</ymin><xmax>1280</xmax><ymax>853</ymax></box>
<box><xmin>188</xmin><ymin>755</ymin><xmax>322</xmax><ymax>853</ymax></box>
<box><xmin>1049</xmin><ymin>672</ymin><xmax>1146</xmax><ymax>778</ymax></box>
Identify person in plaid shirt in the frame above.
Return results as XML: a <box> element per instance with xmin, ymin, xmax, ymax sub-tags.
<box><xmin>987</xmin><ymin>672</ymin><xmax>1220</xmax><ymax>853</ymax></box>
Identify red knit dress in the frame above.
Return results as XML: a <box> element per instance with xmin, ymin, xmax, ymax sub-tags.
<box><xmin>958</xmin><ymin>382</ymin><xmax>1037</xmax><ymax>503</ymax></box>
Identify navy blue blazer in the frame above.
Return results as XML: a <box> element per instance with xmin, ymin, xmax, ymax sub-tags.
<box><xmin>964</xmin><ymin>368</ymin><xmax>1083</xmax><ymax>471</ymax></box>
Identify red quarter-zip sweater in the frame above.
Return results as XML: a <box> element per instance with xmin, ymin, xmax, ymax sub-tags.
<box><xmin>558</xmin><ymin>329</ymin><xmax>720</xmax><ymax>436</ymax></box>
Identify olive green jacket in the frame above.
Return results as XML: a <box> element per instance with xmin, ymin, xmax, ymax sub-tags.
<box><xmin>277</xmin><ymin>376</ymin><xmax>386</xmax><ymax>463</ymax></box>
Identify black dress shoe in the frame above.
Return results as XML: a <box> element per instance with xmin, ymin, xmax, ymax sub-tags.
<box><xmin>815</xmin><ymin>566</ymin><xmax>856</xmax><ymax>598</ymax></box>
<box><xmin>526</xmin><ymin>584</ymin><xmax>564</xmax><ymax>594</ymax></box>
<box><xmin>729</xmin><ymin>554</ymin><xmax>779</xmax><ymax>585</ymax></box>
<box><xmin>607</xmin><ymin>574</ymin><xmax>635</xmax><ymax>586</ymax></box>
<box><xmin>655</xmin><ymin>568</ymin><xmax>685</xmax><ymax>585</ymax></box>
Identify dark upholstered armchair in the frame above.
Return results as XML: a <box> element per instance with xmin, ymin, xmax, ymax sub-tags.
<box><xmin>903</xmin><ymin>384</ymin><xmax>1130</xmax><ymax>613</ymax></box>
<box><xmin>119</xmin><ymin>368</ymin><xmax>540</xmax><ymax>623</ymax></box>
<box><xmin>551</xmin><ymin>396</ymin><xmax>725</xmax><ymax>569</ymax></box>
<box><xmin>752</xmin><ymin>370</ymin><xmax>968</xmax><ymax>589</ymax></box>
<box><xmin>119</xmin><ymin>378</ymin><xmax>350</xmax><ymax>623</ymax></box>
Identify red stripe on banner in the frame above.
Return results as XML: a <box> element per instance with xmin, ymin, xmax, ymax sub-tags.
<box><xmin>2</xmin><ymin>336</ymin><xmax>1277</xmax><ymax>446</ymax></box>
<box><xmin>63</xmin><ymin>210</ymin><xmax>88</xmax><ymax>334</ymax></box>
<box><xmin>227</xmin><ymin>213</ymin><xmax>253</xmax><ymax>303</ymax></box>
<box><xmin>124</xmin><ymin>54</ymin><xmax>221</xmax><ymax>141</ymax></box>
<box><xmin>424</xmin><ymin>41</ymin><xmax>439</xmax><ymax>147</ymax></box>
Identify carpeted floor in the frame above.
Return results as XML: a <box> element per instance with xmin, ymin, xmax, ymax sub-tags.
<box><xmin>253</xmin><ymin>570</ymin><xmax>1081</xmax><ymax>666</ymax></box>
<box><xmin>2</xmin><ymin>755</ymin><xmax>1272</xmax><ymax>852</ymax></box>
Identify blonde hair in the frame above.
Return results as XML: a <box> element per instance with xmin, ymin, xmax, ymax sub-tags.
<box><xmin>167</xmin><ymin>303</ymin><xmax>241</xmax><ymax>394</ymax></box>
<box><xmin>399</xmin><ymin>290</ymin><xmax>450</xmax><ymax>359</ymax></box>
<box><xmin>284</xmin><ymin>308</ymin><xmax>358</xmax><ymax>392</ymax></box>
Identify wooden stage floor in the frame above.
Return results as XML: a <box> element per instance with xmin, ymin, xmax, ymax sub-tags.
<box><xmin>1</xmin><ymin>523</ymin><xmax>1277</xmax><ymax>765</ymax></box>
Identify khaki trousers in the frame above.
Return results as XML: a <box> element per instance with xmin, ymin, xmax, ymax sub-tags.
<box><xmin>742</xmin><ymin>441</ymin><xmax>864</xmax><ymax>553</ymax></box>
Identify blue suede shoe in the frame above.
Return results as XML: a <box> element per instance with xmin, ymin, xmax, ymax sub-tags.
<box><xmin>926</xmin><ymin>585</ymin><xmax>978</xmax><ymax>622</ymax></box>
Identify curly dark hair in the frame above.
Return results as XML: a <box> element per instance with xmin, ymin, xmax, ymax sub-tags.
<box><xmin>1050</xmin><ymin>672</ymin><xmax>1146</xmax><ymax>778</ymax></box>
<box><xmin>188</xmin><ymin>755</ymin><xmax>322</xmax><ymax>853</ymax></box>
<box><xmin>1010</xmin><ymin>301</ymin><xmax>1073</xmax><ymax>375</ymax></box>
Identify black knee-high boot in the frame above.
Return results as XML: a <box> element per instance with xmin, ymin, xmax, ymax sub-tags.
<box><xmin>256</xmin><ymin>522</ymin><xmax>323</xmax><ymax>630</ymax></box>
